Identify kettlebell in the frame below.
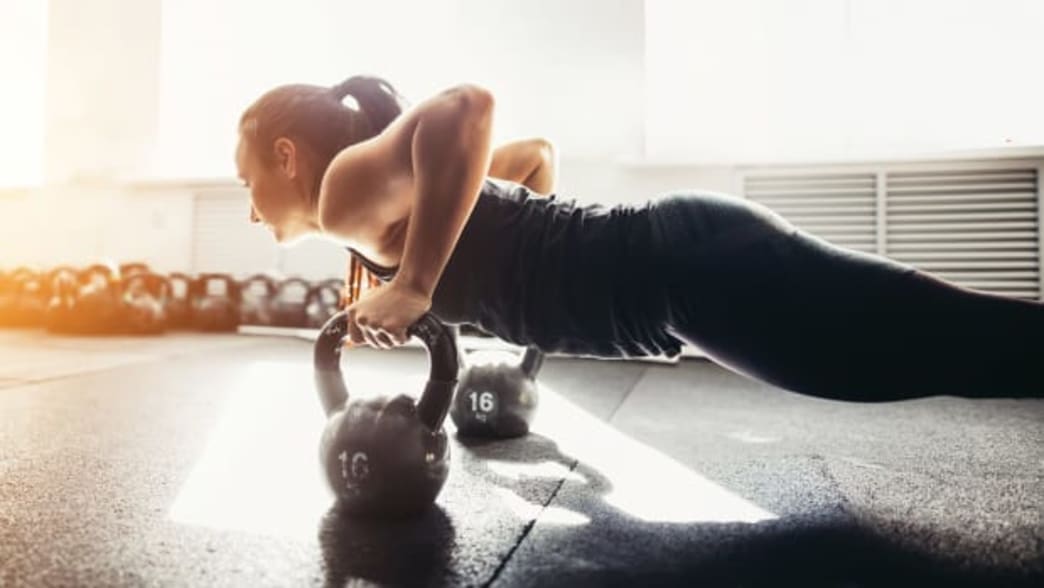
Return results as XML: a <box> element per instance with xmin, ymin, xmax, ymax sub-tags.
<box><xmin>76</xmin><ymin>264</ymin><xmax>121</xmax><ymax>333</ymax></box>
<box><xmin>121</xmin><ymin>271</ymin><xmax>169</xmax><ymax>335</ymax></box>
<box><xmin>0</xmin><ymin>268</ymin><xmax>34</xmax><ymax>326</ymax></box>
<box><xmin>271</xmin><ymin>277</ymin><xmax>312</xmax><ymax>327</ymax></box>
<box><xmin>0</xmin><ymin>270</ymin><xmax>12</xmax><ymax>325</ymax></box>
<box><xmin>314</xmin><ymin>311</ymin><xmax>458</xmax><ymax>518</ymax></box>
<box><xmin>165</xmin><ymin>272</ymin><xmax>194</xmax><ymax>328</ymax></box>
<box><xmin>191</xmin><ymin>273</ymin><xmax>240</xmax><ymax>332</ymax></box>
<box><xmin>13</xmin><ymin>269</ymin><xmax>49</xmax><ymax>327</ymax></box>
<box><xmin>119</xmin><ymin>262</ymin><xmax>150</xmax><ymax>279</ymax></box>
<box><xmin>239</xmin><ymin>274</ymin><xmax>278</xmax><ymax>326</ymax></box>
<box><xmin>450</xmin><ymin>346</ymin><xmax>544</xmax><ymax>438</ymax></box>
<box><xmin>45</xmin><ymin>267</ymin><xmax>80</xmax><ymax>333</ymax></box>
<box><xmin>305</xmin><ymin>279</ymin><xmax>345</xmax><ymax>328</ymax></box>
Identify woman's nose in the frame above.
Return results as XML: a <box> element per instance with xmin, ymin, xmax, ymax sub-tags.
<box><xmin>249</xmin><ymin>207</ymin><xmax>260</xmax><ymax>223</ymax></box>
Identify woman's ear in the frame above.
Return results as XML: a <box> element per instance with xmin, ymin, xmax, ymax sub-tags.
<box><xmin>273</xmin><ymin>137</ymin><xmax>297</xmax><ymax>178</ymax></box>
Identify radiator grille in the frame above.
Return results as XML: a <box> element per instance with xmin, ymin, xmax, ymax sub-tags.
<box><xmin>745</xmin><ymin>173</ymin><xmax>878</xmax><ymax>253</ymax></box>
<box><xmin>886</xmin><ymin>168</ymin><xmax>1039</xmax><ymax>299</ymax></box>
<box><xmin>744</xmin><ymin>165</ymin><xmax>1041</xmax><ymax>300</ymax></box>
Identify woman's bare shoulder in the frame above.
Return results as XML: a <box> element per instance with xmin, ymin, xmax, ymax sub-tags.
<box><xmin>317</xmin><ymin>84</ymin><xmax>494</xmax><ymax>241</ymax></box>
<box><xmin>316</xmin><ymin>114</ymin><xmax>415</xmax><ymax>242</ymax></box>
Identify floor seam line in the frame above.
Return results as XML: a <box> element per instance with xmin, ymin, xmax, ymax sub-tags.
<box><xmin>483</xmin><ymin>366</ymin><xmax>644</xmax><ymax>586</ymax></box>
<box><xmin>607</xmin><ymin>366</ymin><xmax>648</xmax><ymax>422</ymax></box>
<box><xmin>483</xmin><ymin>472</ymin><xmax>571</xmax><ymax>587</ymax></box>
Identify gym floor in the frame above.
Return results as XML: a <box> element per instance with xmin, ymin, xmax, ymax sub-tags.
<box><xmin>1</xmin><ymin>330</ymin><xmax>1041</xmax><ymax>587</ymax></box>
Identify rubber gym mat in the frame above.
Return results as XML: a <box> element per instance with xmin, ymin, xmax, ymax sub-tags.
<box><xmin>1</xmin><ymin>335</ymin><xmax>1039</xmax><ymax>586</ymax></box>
<box><xmin>0</xmin><ymin>330</ymin><xmax>255</xmax><ymax>382</ymax></box>
<box><xmin>498</xmin><ymin>361</ymin><xmax>1044</xmax><ymax>586</ymax></box>
<box><xmin>0</xmin><ymin>338</ymin><xmax>637</xmax><ymax>586</ymax></box>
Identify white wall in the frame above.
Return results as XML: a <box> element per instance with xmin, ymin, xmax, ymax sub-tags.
<box><xmin>558</xmin><ymin>160</ymin><xmax>737</xmax><ymax>206</ymax></box>
<box><xmin>44</xmin><ymin>0</ymin><xmax>161</xmax><ymax>184</ymax></box>
<box><xmin>645</xmin><ymin>0</ymin><xmax>1044</xmax><ymax>164</ymax></box>
<box><xmin>0</xmin><ymin>183</ymin><xmax>193</xmax><ymax>271</ymax></box>
<box><xmin>0</xmin><ymin>0</ymin><xmax>47</xmax><ymax>187</ymax></box>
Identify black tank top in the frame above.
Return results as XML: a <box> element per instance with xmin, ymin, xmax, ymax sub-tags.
<box><xmin>348</xmin><ymin>178</ymin><xmax>682</xmax><ymax>359</ymax></box>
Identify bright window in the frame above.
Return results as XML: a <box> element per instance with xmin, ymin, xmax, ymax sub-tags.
<box><xmin>0</xmin><ymin>0</ymin><xmax>48</xmax><ymax>187</ymax></box>
<box><xmin>645</xmin><ymin>0</ymin><xmax>1044</xmax><ymax>163</ymax></box>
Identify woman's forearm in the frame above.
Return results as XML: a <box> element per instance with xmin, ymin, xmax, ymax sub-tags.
<box><xmin>520</xmin><ymin>153</ymin><xmax>556</xmax><ymax>195</ymax></box>
<box><xmin>393</xmin><ymin>86</ymin><xmax>495</xmax><ymax>300</ymax></box>
<box><xmin>489</xmin><ymin>138</ymin><xmax>558</xmax><ymax>195</ymax></box>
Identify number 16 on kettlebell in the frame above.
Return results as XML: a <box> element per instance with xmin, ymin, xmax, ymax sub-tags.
<box><xmin>450</xmin><ymin>346</ymin><xmax>544</xmax><ymax>439</ymax></box>
<box><xmin>468</xmin><ymin>390</ymin><xmax>497</xmax><ymax>422</ymax></box>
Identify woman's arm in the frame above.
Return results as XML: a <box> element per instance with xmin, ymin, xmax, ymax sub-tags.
<box><xmin>488</xmin><ymin>138</ymin><xmax>558</xmax><ymax>195</ymax></box>
<box><xmin>393</xmin><ymin>85</ymin><xmax>496</xmax><ymax>300</ymax></box>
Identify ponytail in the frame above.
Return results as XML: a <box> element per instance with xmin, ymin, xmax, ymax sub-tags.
<box><xmin>330</xmin><ymin>75</ymin><xmax>408</xmax><ymax>138</ymax></box>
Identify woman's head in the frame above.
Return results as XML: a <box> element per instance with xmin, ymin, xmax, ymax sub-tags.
<box><xmin>235</xmin><ymin>75</ymin><xmax>407</xmax><ymax>243</ymax></box>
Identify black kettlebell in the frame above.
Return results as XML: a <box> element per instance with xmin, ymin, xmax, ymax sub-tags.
<box><xmin>121</xmin><ymin>271</ymin><xmax>168</xmax><ymax>335</ymax></box>
<box><xmin>191</xmin><ymin>273</ymin><xmax>240</xmax><ymax>332</ymax></box>
<box><xmin>239</xmin><ymin>274</ymin><xmax>278</xmax><ymax>326</ymax></box>
<box><xmin>450</xmin><ymin>346</ymin><xmax>544</xmax><ymax>438</ymax></box>
<box><xmin>314</xmin><ymin>311</ymin><xmax>458</xmax><ymax>518</ymax></box>
<box><xmin>13</xmin><ymin>269</ymin><xmax>49</xmax><ymax>327</ymax></box>
<box><xmin>305</xmin><ymin>279</ymin><xmax>345</xmax><ymax>328</ymax></box>
<box><xmin>0</xmin><ymin>270</ymin><xmax>12</xmax><ymax>325</ymax></box>
<box><xmin>45</xmin><ymin>267</ymin><xmax>80</xmax><ymax>333</ymax></box>
<box><xmin>119</xmin><ymin>262</ymin><xmax>150</xmax><ymax>279</ymax></box>
<box><xmin>76</xmin><ymin>264</ymin><xmax>121</xmax><ymax>333</ymax></box>
<box><xmin>272</xmin><ymin>277</ymin><xmax>312</xmax><ymax>327</ymax></box>
<box><xmin>165</xmin><ymin>272</ymin><xmax>194</xmax><ymax>329</ymax></box>
<box><xmin>0</xmin><ymin>268</ymin><xmax>33</xmax><ymax>326</ymax></box>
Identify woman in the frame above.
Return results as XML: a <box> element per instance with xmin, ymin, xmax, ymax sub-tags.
<box><xmin>235</xmin><ymin>76</ymin><xmax>1042</xmax><ymax>402</ymax></box>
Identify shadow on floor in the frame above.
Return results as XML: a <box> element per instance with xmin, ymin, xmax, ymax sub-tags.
<box><xmin>457</xmin><ymin>433</ymin><xmax>1041</xmax><ymax>588</ymax></box>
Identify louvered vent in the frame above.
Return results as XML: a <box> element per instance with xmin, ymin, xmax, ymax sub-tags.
<box><xmin>744</xmin><ymin>173</ymin><xmax>878</xmax><ymax>253</ymax></box>
<box><xmin>885</xmin><ymin>168</ymin><xmax>1040</xmax><ymax>300</ymax></box>
<box><xmin>192</xmin><ymin>188</ymin><xmax>278</xmax><ymax>274</ymax></box>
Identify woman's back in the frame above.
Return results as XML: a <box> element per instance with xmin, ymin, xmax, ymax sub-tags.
<box><xmin>352</xmin><ymin>178</ymin><xmax>683</xmax><ymax>359</ymax></box>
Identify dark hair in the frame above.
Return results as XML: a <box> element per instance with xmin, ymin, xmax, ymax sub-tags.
<box><xmin>238</xmin><ymin>75</ymin><xmax>408</xmax><ymax>198</ymax></box>
<box><xmin>330</xmin><ymin>75</ymin><xmax>408</xmax><ymax>137</ymax></box>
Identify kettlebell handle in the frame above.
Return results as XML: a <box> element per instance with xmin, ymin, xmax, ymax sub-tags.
<box><xmin>520</xmin><ymin>347</ymin><xmax>544</xmax><ymax>379</ymax></box>
<box><xmin>314</xmin><ymin>311</ymin><xmax>459</xmax><ymax>431</ymax></box>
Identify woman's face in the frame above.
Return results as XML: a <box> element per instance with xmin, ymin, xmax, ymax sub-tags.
<box><xmin>235</xmin><ymin>134</ymin><xmax>317</xmax><ymax>244</ymax></box>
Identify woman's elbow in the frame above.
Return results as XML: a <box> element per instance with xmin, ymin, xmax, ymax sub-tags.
<box><xmin>457</xmin><ymin>84</ymin><xmax>495</xmax><ymax>115</ymax></box>
<box><xmin>531</xmin><ymin>138</ymin><xmax>556</xmax><ymax>165</ymax></box>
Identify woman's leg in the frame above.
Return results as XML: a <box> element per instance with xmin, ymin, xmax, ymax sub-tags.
<box><xmin>648</xmin><ymin>191</ymin><xmax>1044</xmax><ymax>401</ymax></box>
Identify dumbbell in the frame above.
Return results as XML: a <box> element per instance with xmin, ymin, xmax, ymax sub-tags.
<box><xmin>165</xmin><ymin>272</ymin><xmax>194</xmax><ymax>329</ymax></box>
<box><xmin>271</xmin><ymin>277</ymin><xmax>312</xmax><ymax>327</ymax></box>
<box><xmin>121</xmin><ymin>271</ymin><xmax>169</xmax><ymax>335</ymax></box>
<box><xmin>191</xmin><ymin>273</ymin><xmax>240</xmax><ymax>332</ymax></box>
<box><xmin>239</xmin><ymin>274</ymin><xmax>278</xmax><ymax>326</ymax></box>
<box><xmin>76</xmin><ymin>264</ymin><xmax>122</xmax><ymax>333</ymax></box>
<box><xmin>449</xmin><ymin>345</ymin><xmax>544</xmax><ymax>438</ymax></box>
<box><xmin>314</xmin><ymin>311</ymin><xmax>458</xmax><ymax>518</ymax></box>
<box><xmin>306</xmin><ymin>279</ymin><xmax>345</xmax><ymax>328</ymax></box>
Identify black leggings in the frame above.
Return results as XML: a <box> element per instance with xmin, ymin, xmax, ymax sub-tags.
<box><xmin>647</xmin><ymin>192</ymin><xmax>1043</xmax><ymax>401</ymax></box>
